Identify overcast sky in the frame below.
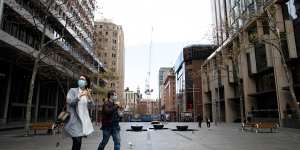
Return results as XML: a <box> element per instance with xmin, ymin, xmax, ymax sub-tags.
<box><xmin>95</xmin><ymin>0</ymin><xmax>212</xmax><ymax>99</ymax></box>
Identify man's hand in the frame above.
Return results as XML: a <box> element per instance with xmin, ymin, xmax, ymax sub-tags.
<box><xmin>115</xmin><ymin>101</ymin><xmax>121</xmax><ymax>107</ymax></box>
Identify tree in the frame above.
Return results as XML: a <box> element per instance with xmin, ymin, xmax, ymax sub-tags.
<box><xmin>257</xmin><ymin>4</ymin><xmax>300</xmax><ymax>119</ymax></box>
<box><xmin>203</xmin><ymin>21</ymin><xmax>244</xmax><ymax>124</ymax></box>
<box><xmin>91</xmin><ymin>68</ymin><xmax>119</xmax><ymax>98</ymax></box>
<box><xmin>89</xmin><ymin>69</ymin><xmax>119</xmax><ymax>124</ymax></box>
<box><xmin>241</xmin><ymin>2</ymin><xmax>300</xmax><ymax>120</ymax></box>
<box><xmin>24</xmin><ymin>0</ymin><xmax>57</xmax><ymax>135</ymax></box>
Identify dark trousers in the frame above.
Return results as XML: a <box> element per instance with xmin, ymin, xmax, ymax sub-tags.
<box><xmin>198</xmin><ymin>121</ymin><xmax>202</xmax><ymax>128</ymax></box>
<box><xmin>72</xmin><ymin>137</ymin><xmax>82</xmax><ymax>150</ymax></box>
<box><xmin>98</xmin><ymin>128</ymin><xmax>120</xmax><ymax>150</ymax></box>
<box><xmin>207</xmin><ymin>122</ymin><xmax>211</xmax><ymax>128</ymax></box>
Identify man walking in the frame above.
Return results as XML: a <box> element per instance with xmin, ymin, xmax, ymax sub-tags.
<box><xmin>98</xmin><ymin>91</ymin><xmax>122</xmax><ymax>150</ymax></box>
<box><xmin>206</xmin><ymin>117</ymin><xmax>211</xmax><ymax>128</ymax></box>
<box><xmin>197</xmin><ymin>115</ymin><xmax>202</xmax><ymax>128</ymax></box>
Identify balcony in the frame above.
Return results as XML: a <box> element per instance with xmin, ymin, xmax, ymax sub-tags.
<box><xmin>0</xmin><ymin>5</ymin><xmax>99</xmax><ymax>73</ymax></box>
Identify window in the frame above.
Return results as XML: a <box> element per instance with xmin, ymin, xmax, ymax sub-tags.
<box><xmin>248</xmin><ymin>27</ymin><xmax>257</xmax><ymax>43</ymax></box>
<box><xmin>256</xmin><ymin>73</ymin><xmax>275</xmax><ymax>92</ymax></box>
<box><xmin>113</xmin><ymin>32</ymin><xmax>118</xmax><ymax>37</ymax></box>
<box><xmin>54</xmin><ymin>3</ymin><xmax>59</xmax><ymax>10</ymax></box>
<box><xmin>280</xmin><ymin>32</ymin><xmax>290</xmax><ymax>59</ymax></box>
<box><xmin>62</xmin><ymin>12</ymin><xmax>66</xmax><ymax>20</ymax></box>
<box><xmin>246</xmin><ymin>53</ymin><xmax>252</xmax><ymax>74</ymax></box>
<box><xmin>254</xmin><ymin>43</ymin><xmax>267</xmax><ymax>72</ymax></box>
<box><xmin>248</xmin><ymin>0</ymin><xmax>255</xmax><ymax>15</ymax></box>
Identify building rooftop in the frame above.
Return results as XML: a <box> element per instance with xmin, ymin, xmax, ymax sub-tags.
<box><xmin>183</xmin><ymin>44</ymin><xmax>216</xmax><ymax>49</ymax></box>
<box><xmin>175</xmin><ymin>44</ymin><xmax>216</xmax><ymax>72</ymax></box>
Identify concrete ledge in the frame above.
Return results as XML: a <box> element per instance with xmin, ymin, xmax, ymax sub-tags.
<box><xmin>0</xmin><ymin>122</ymin><xmax>24</xmax><ymax>131</ymax></box>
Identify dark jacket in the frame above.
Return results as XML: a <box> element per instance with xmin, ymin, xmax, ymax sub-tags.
<box><xmin>101</xmin><ymin>100</ymin><xmax>120</xmax><ymax>130</ymax></box>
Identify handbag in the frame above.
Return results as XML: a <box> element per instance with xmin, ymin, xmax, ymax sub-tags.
<box><xmin>57</xmin><ymin>111</ymin><xmax>70</xmax><ymax>123</ymax></box>
<box><xmin>56</xmin><ymin>103</ymin><xmax>70</xmax><ymax>124</ymax></box>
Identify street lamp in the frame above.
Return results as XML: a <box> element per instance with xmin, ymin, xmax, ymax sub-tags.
<box><xmin>212</xmin><ymin>57</ymin><xmax>222</xmax><ymax>126</ymax></box>
<box><xmin>193</xmin><ymin>83</ymin><xmax>196</xmax><ymax>122</ymax></box>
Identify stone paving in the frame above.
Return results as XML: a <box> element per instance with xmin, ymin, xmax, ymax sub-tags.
<box><xmin>0</xmin><ymin>122</ymin><xmax>300</xmax><ymax>150</ymax></box>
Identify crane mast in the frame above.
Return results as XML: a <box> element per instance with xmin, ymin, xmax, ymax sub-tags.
<box><xmin>145</xmin><ymin>27</ymin><xmax>153</xmax><ymax>96</ymax></box>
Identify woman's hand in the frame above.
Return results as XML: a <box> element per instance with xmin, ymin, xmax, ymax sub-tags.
<box><xmin>79</xmin><ymin>91</ymin><xmax>85</xmax><ymax>98</ymax></box>
<box><xmin>79</xmin><ymin>90</ymin><xmax>91</xmax><ymax>98</ymax></box>
<box><xmin>86</xmin><ymin>89</ymin><xmax>92</xmax><ymax>98</ymax></box>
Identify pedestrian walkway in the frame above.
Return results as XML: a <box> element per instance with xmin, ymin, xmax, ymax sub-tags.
<box><xmin>0</xmin><ymin>122</ymin><xmax>300</xmax><ymax>150</ymax></box>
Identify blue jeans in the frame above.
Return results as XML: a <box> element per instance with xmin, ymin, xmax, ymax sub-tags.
<box><xmin>98</xmin><ymin>128</ymin><xmax>120</xmax><ymax>150</ymax></box>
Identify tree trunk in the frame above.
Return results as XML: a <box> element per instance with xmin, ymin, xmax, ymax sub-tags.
<box><xmin>277</xmin><ymin>45</ymin><xmax>300</xmax><ymax>118</ymax></box>
<box><xmin>233</xmin><ymin>55</ymin><xmax>245</xmax><ymax>123</ymax></box>
<box><xmin>24</xmin><ymin>58</ymin><xmax>40</xmax><ymax>134</ymax></box>
<box><xmin>265</xmin><ymin>6</ymin><xmax>300</xmax><ymax>119</ymax></box>
<box><xmin>24</xmin><ymin>19</ymin><xmax>48</xmax><ymax>135</ymax></box>
<box><xmin>24</xmin><ymin>0</ymin><xmax>55</xmax><ymax>135</ymax></box>
<box><xmin>262</xmin><ymin>37</ymin><xmax>300</xmax><ymax>119</ymax></box>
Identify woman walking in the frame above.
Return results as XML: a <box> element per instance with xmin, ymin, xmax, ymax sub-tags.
<box><xmin>64</xmin><ymin>75</ymin><xmax>95</xmax><ymax>150</ymax></box>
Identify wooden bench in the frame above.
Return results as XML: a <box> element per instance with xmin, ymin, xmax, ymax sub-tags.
<box><xmin>254</xmin><ymin>122</ymin><xmax>279</xmax><ymax>133</ymax></box>
<box><xmin>151</xmin><ymin>121</ymin><xmax>160</xmax><ymax>125</ymax></box>
<box><xmin>31</xmin><ymin>122</ymin><xmax>54</xmax><ymax>135</ymax></box>
<box><xmin>241</xmin><ymin>122</ymin><xmax>257</xmax><ymax>131</ymax></box>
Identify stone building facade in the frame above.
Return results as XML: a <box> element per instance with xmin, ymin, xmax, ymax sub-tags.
<box><xmin>94</xmin><ymin>19</ymin><xmax>125</xmax><ymax>104</ymax></box>
<box><xmin>158</xmin><ymin>67</ymin><xmax>173</xmax><ymax>114</ymax></box>
<box><xmin>202</xmin><ymin>0</ymin><xmax>300</xmax><ymax>128</ymax></box>
<box><xmin>163</xmin><ymin>68</ymin><xmax>176</xmax><ymax>121</ymax></box>
<box><xmin>137</xmin><ymin>99</ymin><xmax>159</xmax><ymax>116</ymax></box>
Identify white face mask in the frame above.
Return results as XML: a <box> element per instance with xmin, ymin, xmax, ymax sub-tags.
<box><xmin>112</xmin><ymin>95</ymin><xmax>117</xmax><ymax>101</ymax></box>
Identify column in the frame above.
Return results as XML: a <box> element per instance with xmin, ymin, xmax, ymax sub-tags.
<box><xmin>240</xmin><ymin>31</ymin><xmax>256</xmax><ymax>122</ymax></box>
<box><xmin>212</xmin><ymin>86</ymin><xmax>218</xmax><ymax>125</ymax></box>
<box><xmin>2</xmin><ymin>64</ymin><xmax>13</xmax><ymax>124</ymax></box>
<box><xmin>0</xmin><ymin>0</ymin><xmax>4</xmax><ymax>25</ymax></box>
<box><xmin>224</xmin><ymin>58</ymin><xmax>235</xmax><ymax>123</ymax></box>
<box><xmin>34</xmin><ymin>82</ymin><xmax>41</xmax><ymax>122</ymax></box>
<box><xmin>54</xmin><ymin>85</ymin><xmax>59</xmax><ymax>121</ymax></box>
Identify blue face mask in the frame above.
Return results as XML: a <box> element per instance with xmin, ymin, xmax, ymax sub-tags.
<box><xmin>112</xmin><ymin>95</ymin><xmax>117</xmax><ymax>101</ymax></box>
<box><xmin>78</xmin><ymin>79</ymin><xmax>87</xmax><ymax>88</ymax></box>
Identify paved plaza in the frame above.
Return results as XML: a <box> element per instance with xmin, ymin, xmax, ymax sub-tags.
<box><xmin>0</xmin><ymin>122</ymin><xmax>300</xmax><ymax>150</ymax></box>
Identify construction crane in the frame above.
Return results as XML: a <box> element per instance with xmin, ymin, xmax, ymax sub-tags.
<box><xmin>144</xmin><ymin>27</ymin><xmax>154</xmax><ymax>96</ymax></box>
